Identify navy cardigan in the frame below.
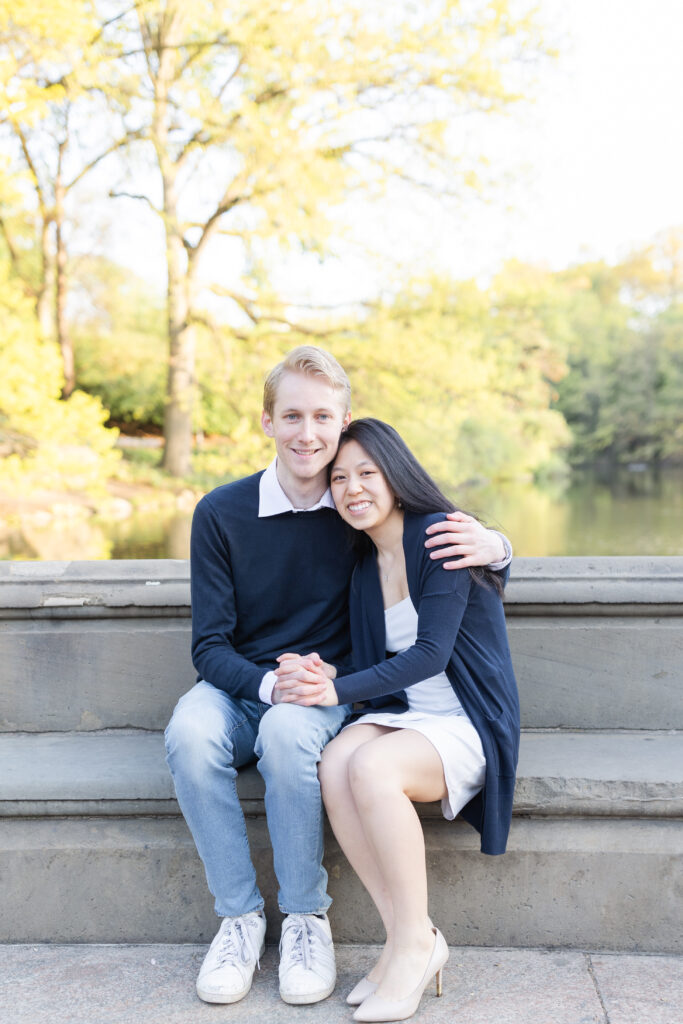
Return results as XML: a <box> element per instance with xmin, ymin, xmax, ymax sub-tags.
<box><xmin>334</xmin><ymin>511</ymin><xmax>520</xmax><ymax>856</ymax></box>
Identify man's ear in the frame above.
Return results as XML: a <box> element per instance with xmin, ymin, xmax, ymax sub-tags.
<box><xmin>261</xmin><ymin>410</ymin><xmax>274</xmax><ymax>437</ymax></box>
<box><xmin>341</xmin><ymin>410</ymin><xmax>352</xmax><ymax>431</ymax></box>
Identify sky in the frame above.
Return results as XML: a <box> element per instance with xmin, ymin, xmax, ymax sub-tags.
<box><xmin>107</xmin><ymin>0</ymin><xmax>683</xmax><ymax>305</ymax></box>
<box><xmin>270</xmin><ymin>0</ymin><xmax>683</xmax><ymax>304</ymax></box>
<box><xmin>485</xmin><ymin>0</ymin><xmax>683</xmax><ymax>270</ymax></box>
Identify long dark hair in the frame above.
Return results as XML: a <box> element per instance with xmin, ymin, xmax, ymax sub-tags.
<box><xmin>331</xmin><ymin>418</ymin><xmax>504</xmax><ymax>595</ymax></box>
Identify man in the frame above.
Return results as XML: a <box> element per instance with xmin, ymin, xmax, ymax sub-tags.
<box><xmin>165</xmin><ymin>346</ymin><xmax>511</xmax><ymax>1007</ymax></box>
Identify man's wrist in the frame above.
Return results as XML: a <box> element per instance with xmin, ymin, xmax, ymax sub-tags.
<box><xmin>259</xmin><ymin>670</ymin><xmax>278</xmax><ymax>705</ymax></box>
<box><xmin>488</xmin><ymin>530</ymin><xmax>512</xmax><ymax>570</ymax></box>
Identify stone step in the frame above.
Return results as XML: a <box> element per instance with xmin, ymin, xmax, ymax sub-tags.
<box><xmin>2</xmin><ymin>557</ymin><xmax>682</xmax><ymax>734</ymax></box>
<box><xmin>4</xmin><ymin>616</ymin><xmax>682</xmax><ymax>733</ymax></box>
<box><xmin>1</xmin><ymin>729</ymin><xmax>681</xmax><ymax>818</ymax></box>
<box><xmin>2</xmin><ymin>558</ymin><xmax>682</xmax><ymax>951</ymax></box>
<box><xmin>1</xmin><ymin>811</ymin><xmax>681</xmax><ymax>950</ymax></box>
<box><xmin>1</xmin><ymin>728</ymin><xmax>681</xmax><ymax>950</ymax></box>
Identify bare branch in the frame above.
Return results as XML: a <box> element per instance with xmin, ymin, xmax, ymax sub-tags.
<box><xmin>111</xmin><ymin>37</ymin><xmax>234</xmax><ymax>62</ymax></box>
<box><xmin>207</xmin><ymin>286</ymin><xmax>349</xmax><ymax>337</ymax></box>
<box><xmin>188</xmin><ymin>194</ymin><xmax>247</xmax><ymax>265</ymax></box>
<box><xmin>89</xmin><ymin>3</ymin><xmax>138</xmax><ymax>46</ymax></box>
<box><xmin>218</xmin><ymin>56</ymin><xmax>244</xmax><ymax>100</ymax></box>
<box><xmin>108</xmin><ymin>189</ymin><xmax>160</xmax><ymax>214</ymax></box>
<box><xmin>179</xmin><ymin>34</ymin><xmax>234</xmax><ymax>74</ymax></box>
<box><xmin>11</xmin><ymin>122</ymin><xmax>48</xmax><ymax>210</ymax></box>
<box><xmin>66</xmin><ymin>129</ymin><xmax>146</xmax><ymax>190</ymax></box>
<box><xmin>253</xmin><ymin>314</ymin><xmax>342</xmax><ymax>338</ymax></box>
<box><xmin>208</xmin><ymin>288</ymin><xmax>258</xmax><ymax>323</ymax></box>
<box><xmin>0</xmin><ymin>218</ymin><xmax>35</xmax><ymax>290</ymax></box>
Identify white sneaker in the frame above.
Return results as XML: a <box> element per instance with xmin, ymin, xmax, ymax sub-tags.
<box><xmin>196</xmin><ymin>911</ymin><xmax>266</xmax><ymax>1004</ymax></box>
<box><xmin>278</xmin><ymin>913</ymin><xmax>336</xmax><ymax>1004</ymax></box>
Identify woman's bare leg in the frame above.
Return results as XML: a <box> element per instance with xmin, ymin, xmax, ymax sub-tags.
<box><xmin>345</xmin><ymin>728</ymin><xmax>448</xmax><ymax>1001</ymax></box>
<box><xmin>319</xmin><ymin>723</ymin><xmax>397</xmax><ymax>981</ymax></box>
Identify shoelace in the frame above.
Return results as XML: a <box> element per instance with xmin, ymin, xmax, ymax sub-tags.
<box><xmin>280</xmin><ymin>916</ymin><xmax>329</xmax><ymax>971</ymax></box>
<box><xmin>215</xmin><ymin>917</ymin><xmax>262</xmax><ymax>971</ymax></box>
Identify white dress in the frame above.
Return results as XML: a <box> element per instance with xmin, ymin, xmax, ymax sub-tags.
<box><xmin>344</xmin><ymin>596</ymin><xmax>486</xmax><ymax>820</ymax></box>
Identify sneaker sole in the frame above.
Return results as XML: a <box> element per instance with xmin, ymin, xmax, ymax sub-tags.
<box><xmin>279</xmin><ymin>979</ymin><xmax>336</xmax><ymax>1005</ymax></box>
<box><xmin>196</xmin><ymin>983</ymin><xmax>252</xmax><ymax>1004</ymax></box>
<box><xmin>196</xmin><ymin>937</ymin><xmax>266</xmax><ymax>1004</ymax></box>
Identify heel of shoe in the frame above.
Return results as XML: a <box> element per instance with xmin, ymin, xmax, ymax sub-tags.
<box><xmin>435</xmin><ymin>966</ymin><xmax>443</xmax><ymax>998</ymax></box>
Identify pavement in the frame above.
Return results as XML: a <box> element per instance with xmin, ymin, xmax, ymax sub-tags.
<box><xmin>2</xmin><ymin>943</ymin><xmax>681</xmax><ymax>1024</ymax></box>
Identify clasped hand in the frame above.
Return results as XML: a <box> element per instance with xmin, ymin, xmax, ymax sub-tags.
<box><xmin>273</xmin><ymin>652</ymin><xmax>339</xmax><ymax>706</ymax></box>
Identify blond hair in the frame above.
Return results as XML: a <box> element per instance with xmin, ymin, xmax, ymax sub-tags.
<box><xmin>263</xmin><ymin>346</ymin><xmax>351</xmax><ymax>416</ymax></box>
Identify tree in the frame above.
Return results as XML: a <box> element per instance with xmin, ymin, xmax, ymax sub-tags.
<box><xmin>328</xmin><ymin>269</ymin><xmax>570</xmax><ymax>485</ymax></box>
<box><xmin>0</xmin><ymin>0</ymin><xmax>128</xmax><ymax>395</ymax></box>
<box><xmin>99</xmin><ymin>0</ymin><xmax>550</xmax><ymax>474</ymax></box>
<box><xmin>551</xmin><ymin>239</ymin><xmax>683</xmax><ymax>465</ymax></box>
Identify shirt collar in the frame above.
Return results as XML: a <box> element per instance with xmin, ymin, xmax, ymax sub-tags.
<box><xmin>258</xmin><ymin>458</ymin><xmax>335</xmax><ymax>516</ymax></box>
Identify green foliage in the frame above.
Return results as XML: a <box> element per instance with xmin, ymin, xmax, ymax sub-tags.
<box><xmin>70</xmin><ymin>234</ymin><xmax>683</xmax><ymax>492</ymax></box>
<box><xmin>73</xmin><ymin>259</ymin><xmax>167</xmax><ymax>427</ymax></box>
<box><xmin>0</xmin><ymin>260</ymin><xmax>120</xmax><ymax>498</ymax></box>
<box><xmin>326</xmin><ymin>272</ymin><xmax>571</xmax><ymax>485</ymax></box>
<box><xmin>551</xmin><ymin>234</ymin><xmax>683</xmax><ymax>465</ymax></box>
<box><xmin>163</xmin><ymin>273</ymin><xmax>571</xmax><ymax>488</ymax></box>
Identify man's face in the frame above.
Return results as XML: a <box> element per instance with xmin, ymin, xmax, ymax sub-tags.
<box><xmin>261</xmin><ymin>370</ymin><xmax>351</xmax><ymax>489</ymax></box>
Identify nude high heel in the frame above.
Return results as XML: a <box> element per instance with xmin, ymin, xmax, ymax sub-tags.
<box><xmin>346</xmin><ymin>976</ymin><xmax>378</xmax><ymax>1005</ymax></box>
<box><xmin>352</xmin><ymin>928</ymin><xmax>448</xmax><ymax>1023</ymax></box>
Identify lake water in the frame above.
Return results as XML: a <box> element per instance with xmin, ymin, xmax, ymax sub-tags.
<box><xmin>2</xmin><ymin>466</ymin><xmax>682</xmax><ymax>561</ymax></box>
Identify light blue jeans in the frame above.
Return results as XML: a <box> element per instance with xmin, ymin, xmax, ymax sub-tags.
<box><xmin>164</xmin><ymin>680</ymin><xmax>350</xmax><ymax>918</ymax></box>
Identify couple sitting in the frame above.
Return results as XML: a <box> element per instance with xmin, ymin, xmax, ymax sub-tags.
<box><xmin>165</xmin><ymin>346</ymin><xmax>519</xmax><ymax>1023</ymax></box>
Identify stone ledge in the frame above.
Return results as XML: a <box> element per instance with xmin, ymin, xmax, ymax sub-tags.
<box><xmin>1</xmin><ymin>729</ymin><xmax>681</xmax><ymax>819</ymax></box>
<box><xmin>2</xmin><ymin>557</ymin><xmax>683</xmax><ymax>617</ymax></box>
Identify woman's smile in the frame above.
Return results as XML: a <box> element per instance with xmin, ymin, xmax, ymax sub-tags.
<box><xmin>347</xmin><ymin>500</ymin><xmax>372</xmax><ymax>515</ymax></box>
<box><xmin>330</xmin><ymin>439</ymin><xmax>401</xmax><ymax>536</ymax></box>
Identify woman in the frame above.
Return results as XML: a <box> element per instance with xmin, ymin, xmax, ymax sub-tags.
<box><xmin>275</xmin><ymin>418</ymin><xmax>519</xmax><ymax>1023</ymax></box>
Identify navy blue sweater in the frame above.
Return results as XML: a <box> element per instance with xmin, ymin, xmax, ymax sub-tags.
<box><xmin>191</xmin><ymin>472</ymin><xmax>356</xmax><ymax>702</ymax></box>
<box><xmin>334</xmin><ymin>511</ymin><xmax>520</xmax><ymax>856</ymax></box>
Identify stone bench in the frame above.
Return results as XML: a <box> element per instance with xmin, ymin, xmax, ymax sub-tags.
<box><xmin>1</xmin><ymin>730</ymin><xmax>681</xmax><ymax>819</ymax></box>
<box><xmin>1</xmin><ymin>557</ymin><xmax>682</xmax><ymax>951</ymax></box>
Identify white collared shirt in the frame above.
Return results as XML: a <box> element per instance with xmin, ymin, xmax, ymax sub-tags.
<box><xmin>258</xmin><ymin>459</ymin><xmax>334</xmax><ymax>703</ymax></box>
<box><xmin>258</xmin><ymin>458</ymin><xmax>335</xmax><ymax>517</ymax></box>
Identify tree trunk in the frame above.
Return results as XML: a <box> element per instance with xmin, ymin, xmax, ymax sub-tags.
<box><xmin>161</xmin><ymin>247</ymin><xmax>195</xmax><ymax>477</ymax></box>
<box><xmin>147</xmin><ymin>3</ymin><xmax>196</xmax><ymax>477</ymax></box>
<box><xmin>158</xmin><ymin>150</ymin><xmax>195</xmax><ymax>477</ymax></box>
<box><xmin>55</xmin><ymin>155</ymin><xmax>75</xmax><ymax>398</ymax></box>
<box><xmin>36</xmin><ymin>215</ymin><xmax>54</xmax><ymax>340</ymax></box>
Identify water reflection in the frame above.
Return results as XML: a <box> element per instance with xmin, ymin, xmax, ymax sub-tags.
<box><xmin>457</xmin><ymin>465</ymin><xmax>683</xmax><ymax>556</ymax></box>
<box><xmin>0</xmin><ymin>515</ymin><xmax>113</xmax><ymax>561</ymax></box>
<box><xmin>107</xmin><ymin>512</ymin><xmax>192</xmax><ymax>560</ymax></box>
<box><xmin>1</xmin><ymin>467</ymin><xmax>682</xmax><ymax>560</ymax></box>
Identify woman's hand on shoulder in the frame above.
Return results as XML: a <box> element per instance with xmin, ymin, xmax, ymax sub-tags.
<box><xmin>424</xmin><ymin>511</ymin><xmax>505</xmax><ymax>570</ymax></box>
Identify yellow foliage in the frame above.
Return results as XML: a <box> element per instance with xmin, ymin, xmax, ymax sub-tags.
<box><xmin>0</xmin><ymin>262</ymin><xmax>120</xmax><ymax>499</ymax></box>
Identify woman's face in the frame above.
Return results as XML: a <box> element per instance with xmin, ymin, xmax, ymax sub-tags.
<box><xmin>330</xmin><ymin>439</ymin><xmax>399</xmax><ymax>533</ymax></box>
